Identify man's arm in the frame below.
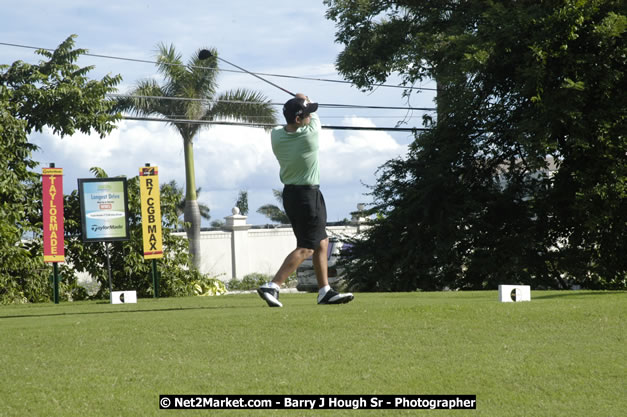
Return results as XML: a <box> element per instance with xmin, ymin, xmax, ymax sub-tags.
<box><xmin>309</xmin><ymin>112</ymin><xmax>321</xmax><ymax>132</ymax></box>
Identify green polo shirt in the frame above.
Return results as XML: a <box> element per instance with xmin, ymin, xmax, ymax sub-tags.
<box><xmin>271</xmin><ymin>113</ymin><xmax>321</xmax><ymax>185</ymax></box>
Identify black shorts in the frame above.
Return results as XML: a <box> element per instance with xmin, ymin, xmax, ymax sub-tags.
<box><xmin>283</xmin><ymin>185</ymin><xmax>328</xmax><ymax>250</ymax></box>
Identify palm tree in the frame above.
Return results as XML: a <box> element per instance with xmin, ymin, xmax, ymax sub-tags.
<box><xmin>235</xmin><ymin>190</ymin><xmax>248</xmax><ymax>215</ymax></box>
<box><xmin>257</xmin><ymin>189</ymin><xmax>290</xmax><ymax>224</ymax></box>
<box><xmin>118</xmin><ymin>44</ymin><xmax>277</xmax><ymax>269</ymax></box>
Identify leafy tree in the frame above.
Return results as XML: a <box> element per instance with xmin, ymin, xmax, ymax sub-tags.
<box><xmin>117</xmin><ymin>44</ymin><xmax>277</xmax><ymax>269</ymax></box>
<box><xmin>62</xmin><ymin>167</ymin><xmax>224</xmax><ymax>298</ymax></box>
<box><xmin>0</xmin><ymin>35</ymin><xmax>121</xmax><ymax>303</ymax></box>
<box><xmin>257</xmin><ymin>189</ymin><xmax>290</xmax><ymax>224</ymax></box>
<box><xmin>325</xmin><ymin>1</ymin><xmax>626</xmax><ymax>290</ymax></box>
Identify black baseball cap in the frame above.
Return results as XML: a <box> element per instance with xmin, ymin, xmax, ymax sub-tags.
<box><xmin>282</xmin><ymin>97</ymin><xmax>318</xmax><ymax>121</ymax></box>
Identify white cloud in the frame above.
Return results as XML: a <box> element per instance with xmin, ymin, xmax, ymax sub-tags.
<box><xmin>318</xmin><ymin>117</ymin><xmax>406</xmax><ymax>186</ymax></box>
<box><xmin>194</xmin><ymin>125</ymin><xmax>276</xmax><ymax>189</ymax></box>
<box><xmin>33</xmin><ymin>121</ymin><xmax>181</xmax><ymax>179</ymax></box>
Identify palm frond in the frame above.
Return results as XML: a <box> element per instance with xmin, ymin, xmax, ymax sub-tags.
<box><xmin>116</xmin><ymin>80</ymin><xmax>171</xmax><ymax>117</ymax></box>
<box><xmin>272</xmin><ymin>189</ymin><xmax>283</xmax><ymax>205</ymax></box>
<box><xmin>188</xmin><ymin>47</ymin><xmax>219</xmax><ymax>101</ymax></box>
<box><xmin>209</xmin><ymin>89</ymin><xmax>277</xmax><ymax>130</ymax></box>
<box><xmin>155</xmin><ymin>43</ymin><xmax>186</xmax><ymax>85</ymax></box>
<box><xmin>198</xmin><ymin>205</ymin><xmax>211</xmax><ymax>221</ymax></box>
<box><xmin>89</xmin><ymin>166</ymin><xmax>108</xmax><ymax>178</ymax></box>
<box><xmin>257</xmin><ymin>204</ymin><xmax>289</xmax><ymax>224</ymax></box>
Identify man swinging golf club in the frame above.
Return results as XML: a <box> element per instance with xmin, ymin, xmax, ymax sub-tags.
<box><xmin>257</xmin><ymin>94</ymin><xmax>354</xmax><ymax>307</ymax></box>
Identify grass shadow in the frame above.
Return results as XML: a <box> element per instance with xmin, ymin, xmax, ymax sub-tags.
<box><xmin>533</xmin><ymin>290</ymin><xmax>626</xmax><ymax>300</ymax></box>
<box><xmin>0</xmin><ymin>304</ymin><xmax>259</xmax><ymax>321</ymax></box>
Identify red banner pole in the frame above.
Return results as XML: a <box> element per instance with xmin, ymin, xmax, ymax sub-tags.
<box><xmin>43</xmin><ymin>163</ymin><xmax>64</xmax><ymax>304</ymax></box>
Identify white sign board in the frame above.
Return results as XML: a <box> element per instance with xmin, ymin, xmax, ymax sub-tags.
<box><xmin>499</xmin><ymin>285</ymin><xmax>531</xmax><ymax>302</ymax></box>
<box><xmin>111</xmin><ymin>290</ymin><xmax>137</xmax><ymax>304</ymax></box>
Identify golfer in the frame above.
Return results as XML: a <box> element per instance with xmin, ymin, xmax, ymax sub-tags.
<box><xmin>257</xmin><ymin>93</ymin><xmax>354</xmax><ymax>307</ymax></box>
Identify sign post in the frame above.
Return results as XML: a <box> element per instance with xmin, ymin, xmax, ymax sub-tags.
<box><xmin>139</xmin><ymin>164</ymin><xmax>164</xmax><ymax>297</ymax></box>
<box><xmin>42</xmin><ymin>164</ymin><xmax>65</xmax><ymax>304</ymax></box>
<box><xmin>78</xmin><ymin>177</ymin><xmax>130</xmax><ymax>302</ymax></box>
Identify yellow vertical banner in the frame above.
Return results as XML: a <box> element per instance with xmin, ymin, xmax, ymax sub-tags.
<box><xmin>139</xmin><ymin>166</ymin><xmax>164</xmax><ymax>259</ymax></box>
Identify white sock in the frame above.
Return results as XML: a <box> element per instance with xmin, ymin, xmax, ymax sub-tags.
<box><xmin>264</xmin><ymin>282</ymin><xmax>280</xmax><ymax>291</ymax></box>
<box><xmin>318</xmin><ymin>285</ymin><xmax>331</xmax><ymax>302</ymax></box>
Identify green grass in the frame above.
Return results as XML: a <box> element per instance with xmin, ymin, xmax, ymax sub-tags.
<box><xmin>0</xmin><ymin>291</ymin><xmax>625</xmax><ymax>416</ymax></box>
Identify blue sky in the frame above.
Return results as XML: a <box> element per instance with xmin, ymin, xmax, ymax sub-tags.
<box><xmin>2</xmin><ymin>1</ymin><xmax>436</xmax><ymax>225</ymax></box>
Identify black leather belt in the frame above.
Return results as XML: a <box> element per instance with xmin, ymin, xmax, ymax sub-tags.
<box><xmin>284</xmin><ymin>184</ymin><xmax>320</xmax><ymax>190</ymax></box>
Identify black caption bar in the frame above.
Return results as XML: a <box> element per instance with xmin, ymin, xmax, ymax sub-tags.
<box><xmin>159</xmin><ymin>395</ymin><xmax>476</xmax><ymax>410</ymax></box>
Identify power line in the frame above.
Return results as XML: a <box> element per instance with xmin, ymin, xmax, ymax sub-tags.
<box><xmin>121</xmin><ymin>115</ymin><xmax>428</xmax><ymax>132</ymax></box>
<box><xmin>0</xmin><ymin>41</ymin><xmax>438</xmax><ymax>92</ymax></box>
<box><xmin>160</xmin><ymin>114</ymin><xmax>421</xmax><ymax>120</ymax></box>
<box><xmin>108</xmin><ymin>93</ymin><xmax>437</xmax><ymax>112</ymax></box>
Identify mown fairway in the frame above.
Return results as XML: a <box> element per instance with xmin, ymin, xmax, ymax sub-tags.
<box><xmin>0</xmin><ymin>291</ymin><xmax>624</xmax><ymax>416</ymax></box>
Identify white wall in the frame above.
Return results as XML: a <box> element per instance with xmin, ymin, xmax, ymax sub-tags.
<box><xmin>174</xmin><ymin>216</ymin><xmax>363</xmax><ymax>281</ymax></box>
<box><xmin>197</xmin><ymin>230</ymin><xmax>233</xmax><ymax>280</ymax></box>
<box><xmin>247</xmin><ymin>228</ymin><xmax>297</xmax><ymax>276</ymax></box>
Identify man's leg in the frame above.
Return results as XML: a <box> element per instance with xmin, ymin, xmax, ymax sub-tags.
<box><xmin>257</xmin><ymin>247</ymin><xmax>313</xmax><ymax>307</ymax></box>
<box><xmin>273</xmin><ymin>247</ymin><xmax>314</xmax><ymax>286</ymax></box>
<box><xmin>313</xmin><ymin>238</ymin><xmax>329</xmax><ymax>288</ymax></box>
<box><xmin>314</xmin><ymin>238</ymin><xmax>355</xmax><ymax>305</ymax></box>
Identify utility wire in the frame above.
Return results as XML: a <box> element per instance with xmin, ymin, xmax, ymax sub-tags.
<box><xmin>2</xmin><ymin>41</ymin><xmax>433</xmax><ymax>130</ymax></box>
<box><xmin>160</xmin><ymin>114</ymin><xmax>420</xmax><ymax>120</ymax></box>
<box><xmin>108</xmin><ymin>93</ymin><xmax>436</xmax><ymax>112</ymax></box>
<box><xmin>0</xmin><ymin>41</ymin><xmax>438</xmax><ymax>92</ymax></box>
<box><xmin>121</xmin><ymin>115</ymin><xmax>428</xmax><ymax>132</ymax></box>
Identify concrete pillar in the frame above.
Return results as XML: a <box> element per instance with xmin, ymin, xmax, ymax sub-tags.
<box><xmin>223</xmin><ymin>207</ymin><xmax>252</xmax><ymax>279</ymax></box>
<box><xmin>351</xmin><ymin>203</ymin><xmax>367</xmax><ymax>233</ymax></box>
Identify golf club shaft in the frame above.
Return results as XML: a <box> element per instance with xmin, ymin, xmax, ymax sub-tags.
<box><xmin>215</xmin><ymin>56</ymin><xmax>296</xmax><ymax>97</ymax></box>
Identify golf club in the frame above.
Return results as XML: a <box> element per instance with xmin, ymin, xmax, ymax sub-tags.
<box><xmin>198</xmin><ymin>49</ymin><xmax>296</xmax><ymax>97</ymax></box>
